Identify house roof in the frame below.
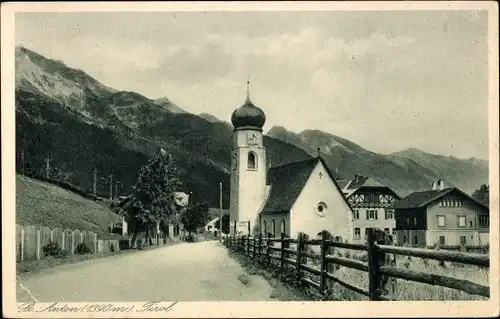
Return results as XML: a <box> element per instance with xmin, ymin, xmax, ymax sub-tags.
<box><xmin>336</xmin><ymin>180</ymin><xmax>349</xmax><ymax>190</ymax></box>
<box><xmin>343</xmin><ymin>176</ymin><xmax>400</xmax><ymax>199</ymax></box>
<box><xmin>261</xmin><ymin>157</ymin><xmax>352</xmax><ymax>214</ymax></box>
<box><xmin>390</xmin><ymin>187</ymin><xmax>489</xmax><ymax>210</ymax></box>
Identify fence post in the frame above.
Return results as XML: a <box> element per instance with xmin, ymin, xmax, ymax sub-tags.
<box><xmin>320</xmin><ymin>230</ymin><xmax>327</xmax><ymax>293</ymax></box>
<box><xmin>367</xmin><ymin>227</ymin><xmax>380</xmax><ymax>301</ymax></box>
<box><xmin>280</xmin><ymin>232</ymin><xmax>285</xmax><ymax>272</ymax></box>
<box><xmin>267</xmin><ymin>236</ymin><xmax>271</xmax><ymax>266</ymax></box>
<box><xmin>20</xmin><ymin>227</ymin><xmax>25</xmax><ymax>261</ymax></box>
<box><xmin>71</xmin><ymin>230</ymin><xmax>75</xmax><ymax>255</ymax></box>
<box><xmin>258</xmin><ymin>233</ymin><xmax>262</xmax><ymax>262</ymax></box>
<box><xmin>296</xmin><ymin>233</ymin><xmax>303</xmax><ymax>283</ymax></box>
<box><xmin>62</xmin><ymin>230</ymin><xmax>65</xmax><ymax>252</ymax></box>
<box><xmin>36</xmin><ymin>228</ymin><xmax>41</xmax><ymax>260</ymax></box>
<box><xmin>253</xmin><ymin>237</ymin><xmax>257</xmax><ymax>260</ymax></box>
<box><xmin>246</xmin><ymin>235</ymin><xmax>250</xmax><ymax>256</ymax></box>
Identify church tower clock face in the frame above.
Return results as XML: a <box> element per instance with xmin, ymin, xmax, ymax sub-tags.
<box><xmin>247</xmin><ymin>131</ymin><xmax>259</xmax><ymax>145</ymax></box>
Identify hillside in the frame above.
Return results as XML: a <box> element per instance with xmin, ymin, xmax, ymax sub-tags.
<box><xmin>389</xmin><ymin>148</ymin><xmax>489</xmax><ymax>193</ymax></box>
<box><xmin>15</xmin><ymin>46</ymin><xmax>311</xmax><ymax>208</ymax></box>
<box><xmin>267</xmin><ymin>126</ymin><xmax>488</xmax><ymax>196</ymax></box>
<box><xmin>15</xmin><ymin>46</ymin><xmax>487</xmax><ymax>205</ymax></box>
<box><xmin>16</xmin><ymin>175</ymin><xmax>122</xmax><ymax>234</ymax></box>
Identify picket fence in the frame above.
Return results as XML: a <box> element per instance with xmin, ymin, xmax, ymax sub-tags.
<box><xmin>16</xmin><ymin>224</ymin><xmax>188</xmax><ymax>261</ymax></box>
<box><xmin>223</xmin><ymin>228</ymin><xmax>489</xmax><ymax>301</ymax></box>
<box><xmin>16</xmin><ymin>224</ymin><xmax>98</xmax><ymax>261</ymax></box>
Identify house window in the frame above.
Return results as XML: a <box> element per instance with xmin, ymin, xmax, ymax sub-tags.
<box><xmin>392</xmin><ymin>228</ymin><xmax>396</xmax><ymax>235</ymax></box>
<box><xmin>386</xmin><ymin>210</ymin><xmax>394</xmax><ymax>220</ymax></box>
<box><xmin>366</xmin><ymin>193</ymin><xmax>380</xmax><ymax>205</ymax></box>
<box><xmin>353</xmin><ymin>210</ymin><xmax>360</xmax><ymax>220</ymax></box>
<box><xmin>439</xmin><ymin>236</ymin><xmax>446</xmax><ymax>245</ymax></box>
<box><xmin>364</xmin><ymin>228</ymin><xmax>368</xmax><ymax>239</ymax></box>
<box><xmin>248</xmin><ymin>152</ymin><xmax>257</xmax><ymax>170</ymax></box>
<box><xmin>460</xmin><ymin>236</ymin><xmax>467</xmax><ymax>246</ymax></box>
<box><xmin>208</xmin><ymin>225</ymin><xmax>212</xmax><ymax>230</ymax></box>
<box><xmin>280</xmin><ymin>219</ymin><xmax>286</xmax><ymax>236</ymax></box>
<box><xmin>271</xmin><ymin>219</ymin><xmax>276</xmax><ymax>238</ymax></box>
<box><xmin>458</xmin><ymin>216</ymin><xmax>466</xmax><ymax>227</ymax></box>
<box><xmin>479</xmin><ymin>215</ymin><xmax>489</xmax><ymax>228</ymax></box>
<box><xmin>263</xmin><ymin>220</ymin><xmax>267</xmax><ymax>236</ymax></box>
<box><xmin>413</xmin><ymin>217</ymin><xmax>417</xmax><ymax>227</ymax></box>
<box><xmin>354</xmin><ymin>228</ymin><xmax>361</xmax><ymax>240</ymax></box>
<box><xmin>469</xmin><ymin>221</ymin><xmax>473</xmax><ymax>228</ymax></box>
<box><xmin>414</xmin><ymin>234</ymin><xmax>419</xmax><ymax>246</ymax></box>
<box><xmin>384</xmin><ymin>228</ymin><xmax>390</xmax><ymax>234</ymax></box>
<box><xmin>437</xmin><ymin>216</ymin><xmax>446</xmax><ymax>227</ymax></box>
<box><xmin>403</xmin><ymin>235</ymin><xmax>407</xmax><ymax>244</ymax></box>
<box><xmin>367</xmin><ymin>210</ymin><xmax>377</xmax><ymax>220</ymax></box>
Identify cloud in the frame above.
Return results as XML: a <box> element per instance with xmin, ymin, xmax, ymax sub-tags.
<box><xmin>15</xmin><ymin>11</ymin><xmax>489</xmax><ymax>159</ymax></box>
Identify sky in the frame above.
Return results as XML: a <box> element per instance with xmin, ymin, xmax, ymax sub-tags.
<box><xmin>15</xmin><ymin>10</ymin><xmax>490</xmax><ymax>160</ymax></box>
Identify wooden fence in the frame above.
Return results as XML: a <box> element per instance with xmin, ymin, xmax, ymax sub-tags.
<box><xmin>16</xmin><ymin>224</ymin><xmax>188</xmax><ymax>261</ymax></box>
<box><xmin>16</xmin><ymin>224</ymin><xmax>98</xmax><ymax>261</ymax></box>
<box><xmin>223</xmin><ymin>228</ymin><xmax>489</xmax><ymax>301</ymax></box>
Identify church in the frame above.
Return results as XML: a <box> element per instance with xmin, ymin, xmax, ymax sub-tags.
<box><xmin>229</xmin><ymin>83</ymin><xmax>353</xmax><ymax>241</ymax></box>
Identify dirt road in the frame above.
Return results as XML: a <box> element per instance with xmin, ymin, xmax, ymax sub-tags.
<box><xmin>17</xmin><ymin>241</ymin><xmax>274</xmax><ymax>302</ymax></box>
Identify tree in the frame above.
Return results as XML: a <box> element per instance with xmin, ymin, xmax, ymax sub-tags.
<box><xmin>472</xmin><ymin>184</ymin><xmax>489</xmax><ymax>205</ymax></box>
<box><xmin>181</xmin><ymin>201</ymin><xmax>210</xmax><ymax>237</ymax></box>
<box><xmin>119</xmin><ymin>148</ymin><xmax>181</xmax><ymax>246</ymax></box>
<box><xmin>215</xmin><ymin>214</ymin><xmax>230</xmax><ymax>234</ymax></box>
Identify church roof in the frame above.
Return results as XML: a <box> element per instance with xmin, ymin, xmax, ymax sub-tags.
<box><xmin>261</xmin><ymin>157</ymin><xmax>352</xmax><ymax>214</ymax></box>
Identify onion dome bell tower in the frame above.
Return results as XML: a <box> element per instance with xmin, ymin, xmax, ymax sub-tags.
<box><xmin>229</xmin><ymin>79</ymin><xmax>267</xmax><ymax>235</ymax></box>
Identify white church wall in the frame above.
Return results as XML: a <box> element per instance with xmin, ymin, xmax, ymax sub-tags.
<box><xmin>290</xmin><ymin>161</ymin><xmax>352</xmax><ymax>241</ymax></box>
<box><xmin>260</xmin><ymin>212</ymin><xmax>290</xmax><ymax>238</ymax></box>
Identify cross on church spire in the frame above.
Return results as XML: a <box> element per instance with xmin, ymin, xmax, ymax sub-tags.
<box><xmin>246</xmin><ymin>76</ymin><xmax>251</xmax><ymax>101</ymax></box>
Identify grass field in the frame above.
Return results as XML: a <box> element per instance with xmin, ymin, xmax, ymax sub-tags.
<box><xmin>302</xmin><ymin>245</ymin><xmax>489</xmax><ymax>301</ymax></box>
<box><xmin>16</xmin><ymin>174</ymin><xmax>122</xmax><ymax>234</ymax></box>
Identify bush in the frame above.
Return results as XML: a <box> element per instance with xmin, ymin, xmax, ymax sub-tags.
<box><xmin>42</xmin><ymin>241</ymin><xmax>69</xmax><ymax>258</ymax></box>
<box><xmin>75</xmin><ymin>242</ymin><xmax>93</xmax><ymax>255</ymax></box>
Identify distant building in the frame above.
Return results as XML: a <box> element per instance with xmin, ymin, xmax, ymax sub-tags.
<box><xmin>391</xmin><ymin>179</ymin><xmax>490</xmax><ymax>247</ymax></box>
<box><xmin>229</xmin><ymin>81</ymin><xmax>352</xmax><ymax>240</ymax></box>
<box><xmin>174</xmin><ymin>192</ymin><xmax>190</xmax><ymax>207</ymax></box>
<box><xmin>342</xmin><ymin>175</ymin><xmax>401</xmax><ymax>243</ymax></box>
<box><xmin>117</xmin><ymin>189</ymin><xmax>191</xmax><ymax>240</ymax></box>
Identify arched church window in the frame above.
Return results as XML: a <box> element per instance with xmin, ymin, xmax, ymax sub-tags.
<box><xmin>280</xmin><ymin>218</ymin><xmax>286</xmax><ymax>236</ymax></box>
<box><xmin>248</xmin><ymin>151</ymin><xmax>257</xmax><ymax>170</ymax></box>
<box><xmin>271</xmin><ymin>219</ymin><xmax>276</xmax><ymax>238</ymax></box>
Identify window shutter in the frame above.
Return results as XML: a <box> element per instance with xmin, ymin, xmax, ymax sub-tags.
<box><xmin>375</xmin><ymin>210</ymin><xmax>378</xmax><ymax>220</ymax></box>
<box><xmin>366</xmin><ymin>210</ymin><xmax>369</xmax><ymax>220</ymax></box>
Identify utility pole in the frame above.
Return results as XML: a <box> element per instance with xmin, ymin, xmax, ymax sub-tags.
<box><xmin>115</xmin><ymin>181</ymin><xmax>120</xmax><ymax>198</ymax></box>
<box><xmin>20</xmin><ymin>150</ymin><xmax>25</xmax><ymax>175</ymax></box>
<box><xmin>109</xmin><ymin>173</ymin><xmax>113</xmax><ymax>200</ymax></box>
<box><xmin>93</xmin><ymin>168</ymin><xmax>97</xmax><ymax>196</ymax></box>
<box><xmin>219</xmin><ymin>182</ymin><xmax>223</xmax><ymax>242</ymax></box>
<box><xmin>45</xmin><ymin>156</ymin><xmax>51</xmax><ymax>179</ymax></box>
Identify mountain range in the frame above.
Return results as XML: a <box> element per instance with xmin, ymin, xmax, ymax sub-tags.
<box><xmin>14</xmin><ymin>46</ymin><xmax>488</xmax><ymax>207</ymax></box>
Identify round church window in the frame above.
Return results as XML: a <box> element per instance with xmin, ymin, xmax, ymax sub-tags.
<box><xmin>316</xmin><ymin>202</ymin><xmax>328</xmax><ymax>217</ymax></box>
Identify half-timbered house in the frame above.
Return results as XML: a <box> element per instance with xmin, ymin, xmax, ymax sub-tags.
<box><xmin>342</xmin><ymin>175</ymin><xmax>401</xmax><ymax>243</ymax></box>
